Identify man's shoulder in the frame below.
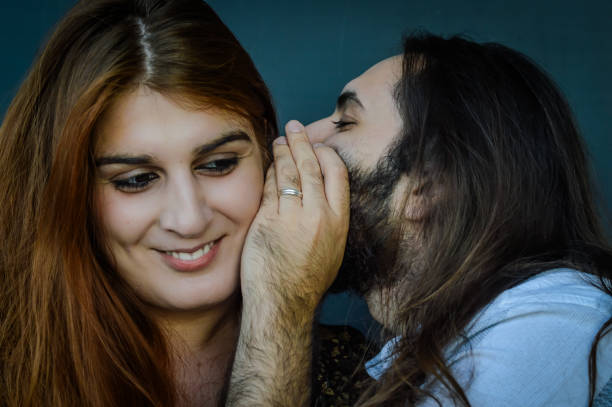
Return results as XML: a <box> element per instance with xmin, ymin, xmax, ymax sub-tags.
<box><xmin>460</xmin><ymin>268</ymin><xmax>611</xmax><ymax>347</ymax></box>
<box><xmin>437</xmin><ymin>269</ymin><xmax>612</xmax><ymax>406</ymax></box>
<box><xmin>482</xmin><ymin>268</ymin><xmax>612</xmax><ymax>319</ymax></box>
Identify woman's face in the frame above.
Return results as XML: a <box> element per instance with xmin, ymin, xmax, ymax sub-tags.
<box><xmin>94</xmin><ymin>88</ymin><xmax>264</xmax><ymax>314</ymax></box>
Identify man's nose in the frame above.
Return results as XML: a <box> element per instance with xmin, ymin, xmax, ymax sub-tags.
<box><xmin>159</xmin><ymin>177</ymin><xmax>212</xmax><ymax>238</ymax></box>
<box><xmin>305</xmin><ymin>117</ymin><xmax>333</xmax><ymax>144</ymax></box>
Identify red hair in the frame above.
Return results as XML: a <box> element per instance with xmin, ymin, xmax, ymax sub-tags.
<box><xmin>0</xmin><ymin>1</ymin><xmax>277</xmax><ymax>405</ymax></box>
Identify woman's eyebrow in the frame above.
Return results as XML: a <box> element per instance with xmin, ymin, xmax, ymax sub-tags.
<box><xmin>193</xmin><ymin>130</ymin><xmax>251</xmax><ymax>156</ymax></box>
<box><xmin>95</xmin><ymin>130</ymin><xmax>252</xmax><ymax>167</ymax></box>
<box><xmin>95</xmin><ymin>154</ymin><xmax>153</xmax><ymax>167</ymax></box>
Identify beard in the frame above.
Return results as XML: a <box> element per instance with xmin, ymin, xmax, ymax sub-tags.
<box><xmin>328</xmin><ymin>145</ymin><xmax>406</xmax><ymax>296</ymax></box>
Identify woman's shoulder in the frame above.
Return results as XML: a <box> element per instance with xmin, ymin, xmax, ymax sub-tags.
<box><xmin>311</xmin><ymin>324</ymin><xmax>376</xmax><ymax>407</ymax></box>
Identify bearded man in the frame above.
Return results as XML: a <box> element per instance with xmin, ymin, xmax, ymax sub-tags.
<box><xmin>228</xmin><ymin>34</ymin><xmax>612</xmax><ymax>407</ymax></box>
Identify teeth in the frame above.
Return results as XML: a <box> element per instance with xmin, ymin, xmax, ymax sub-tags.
<box><xmin>166</xmin><ymin>241</ymin><xmax>214</xmax><ymax>261</ymax></box>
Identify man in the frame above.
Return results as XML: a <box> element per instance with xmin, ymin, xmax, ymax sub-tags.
<box><xmin>227</xmin><ymin>34</ymin><xmax>612</xmax><ymax>406</ymax></box>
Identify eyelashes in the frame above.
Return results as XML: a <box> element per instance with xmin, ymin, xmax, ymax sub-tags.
<box><xmin>110</xmin><ymin>157</ymin><xmax>240</xmax><ymax>193</ymax></box>
<box><xmin>332</xmin><ymin>119</ymin><xmax>356</xmax><ymax>130</ymax></box>
<box><xmin>195</xmin><ymin>157</ymin><xmax>239</xmax><ymax>174</ymax></box>
<box><xmin>112</xmin><ymin>172</ymin><xmax>159</xmax><ymax>191</ymax></box>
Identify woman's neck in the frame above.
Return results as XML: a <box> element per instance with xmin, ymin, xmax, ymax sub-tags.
<box><xmin>153</xmin><ymin>294</ymin><xmax>241</xmax><ymax>406</ymax></box>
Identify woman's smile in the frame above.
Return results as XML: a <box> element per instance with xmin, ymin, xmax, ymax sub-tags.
<box><xmin>158</xmin><ymin>237</ymin><xmax>222</xmax><ymax>272</ymax></box>
<box><xmin>94</xmin><ymin>87</ymin><xmax>264</xmax><ymax>312</ymax></box>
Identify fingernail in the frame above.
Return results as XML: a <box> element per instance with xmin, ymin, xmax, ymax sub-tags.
<box><xmin>286</xmin><ymin>120</ymin><xmax>303</xmax><ymax>133</ymax></box>
<box><xmin>313</xmin><ymin>143</ymin><xmax>325</xmax><ymax>148</ymax></box>
<box><xmin>274</xmin><ymin>136</ymin><xmax>287</xmax><ymax>145</ymax></box>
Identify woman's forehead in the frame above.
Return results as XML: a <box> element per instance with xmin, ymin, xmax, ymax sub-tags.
<box><xmin>95</xmin><ymin>88</ymin><xmax>256</xmax><ymax>153</ymax></box>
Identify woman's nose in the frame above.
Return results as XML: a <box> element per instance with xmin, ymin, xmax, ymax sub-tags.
<box><xmin>159</xmin><ymin>177</ymin><xmax>212</xmax><ymax>238</ymax></box>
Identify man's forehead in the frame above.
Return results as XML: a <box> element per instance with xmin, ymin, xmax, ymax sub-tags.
<box><xmin>331</xmin><ymin>55</ymin><xmax>404</xmax><ymax>171</ymax></box>
<box><xmin>341</xmin><ymin>55</ymin><xmax>402</xmax><ymax>106</ymax></box>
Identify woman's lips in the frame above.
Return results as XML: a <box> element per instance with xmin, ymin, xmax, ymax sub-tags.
<box><xmin>160</xmin><ymin>239</ymin><xmax>221</xmax><ymax>272</ymax></box>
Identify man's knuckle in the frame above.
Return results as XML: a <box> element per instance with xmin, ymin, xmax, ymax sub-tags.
<box><xmin>299</xmin><ymin>158</ymin><xmax>320</xmax><ymax>174</ymax></box>
<box><xmin>333</xmin><ymin>161</ymin><xmax>349</xmax><ymax>178</ymax></box>
<box><xmin>304</xmin><ymin>174</ymin><xmax>323</xmax><ymax>188</ymax></box>
<box><xmin>285</xmin><ymin>175</ymin><xmax>300</xmax><ymax>186</ymax></box>
<box><xmin>277</xmin><ymin>164</ymin><xmax>298</xmax><ymax>179</ymax></box>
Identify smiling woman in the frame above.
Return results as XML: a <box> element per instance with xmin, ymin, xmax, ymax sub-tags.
<box><xmin>94</xmin><ymin>89</ymin><xmax>263</xmax><ymax>314</ymax></box>
<box><xmin>0</xmin><ymin>0</ymin><xmax>276</xmax><ymax>406</ymax></box>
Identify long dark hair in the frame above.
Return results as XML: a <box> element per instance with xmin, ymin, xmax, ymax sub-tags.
<box><xmin>0</xmin><ymin>1</ymin><xmax>277</xmax><ymax>406</ymax></box>
<box><xmin>357</xmin><ymin>33</ymin><xmax>611</xmax><ymax>406</ymax></box>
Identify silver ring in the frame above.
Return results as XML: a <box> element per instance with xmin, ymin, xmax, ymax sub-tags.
<box><xmin>279</xmin><ymin>187</ymin><xmax>303</xmax><ymax>198</ymax></box>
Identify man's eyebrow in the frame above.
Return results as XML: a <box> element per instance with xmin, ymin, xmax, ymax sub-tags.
<box><xmin>95</xmin><ymin>130</ymin><xmax>252</xmax><ymax>167</ymax></box>
<box><xmin>336</xmin><ymin>90</ymin><xmax>364</xmax><ymax>111</ymax></box>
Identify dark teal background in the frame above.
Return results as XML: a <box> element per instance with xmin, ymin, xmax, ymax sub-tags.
<box><xmin>1</xmin><ymin>0</ymin><xmax>610</xmax><ymax>334</ymax></box>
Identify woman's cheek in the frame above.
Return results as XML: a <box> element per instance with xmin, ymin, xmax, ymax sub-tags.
<box><xmin>94</xmin><ymin>185</ymin><xmax>158</xmax><ymax>245</ymax></box>
<box><xmin>207</xmin><ymin>160</ymin><xmax>264</xmax><ymax>226</ymax></box>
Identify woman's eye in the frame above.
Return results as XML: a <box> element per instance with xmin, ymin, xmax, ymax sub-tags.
<box><xmin>332</xmin><ymin>119</ymin><xmax>356</xmax><ymax>131</ymax></box>
<box><xmin>196</xmin><ymin>157</ymin><xmax>239</xmax><ymax>175</ymax></box>
<box><xmin>111</xmin><ymin>172</ymin><xmax>159</xmax><ymax>192</ymax></box>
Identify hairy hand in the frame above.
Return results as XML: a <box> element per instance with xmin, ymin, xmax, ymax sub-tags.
<box><xmin>241</xmin><ymin>119</ymin><xmax>349</xmax><ymax>315</ymax></box>
<box><xmin>228</xmin><ymin>120</ymin><xmax>348</xmax><ymax>407</ymax></box>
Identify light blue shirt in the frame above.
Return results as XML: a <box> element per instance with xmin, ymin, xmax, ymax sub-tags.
<box><xmin>365</xmin><ymin>268</ymin><xmax>612</xmax><ymax>406</ymax></box>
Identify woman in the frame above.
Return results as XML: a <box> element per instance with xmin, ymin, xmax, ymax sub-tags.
<box><xmin>0</xmin><ymin>0</ymin><xmax>278</xmax><ymax>405</ymax></box>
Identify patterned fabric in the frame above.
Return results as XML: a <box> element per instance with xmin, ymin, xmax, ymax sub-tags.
<box><xmin>311</xmin><ymin>324</ymin><xmax>375</xmax><ymax>407</ymax></box>
<box><xmin>594</xmin><ymin>377</ymin><xmax>612</xmax><ymax>407</ymax></box>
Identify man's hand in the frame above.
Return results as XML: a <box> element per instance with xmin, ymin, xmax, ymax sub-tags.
<box><xmin>242</xmin><ymin>119</ymin><xmax>349</xmax><ymax>313</ymax></box>
<box><xmin>226</xmin><ymin>120</ymin><xmax>349</xmax><ymax>406</ymax></box>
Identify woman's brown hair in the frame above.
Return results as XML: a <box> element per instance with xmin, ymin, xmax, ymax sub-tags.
<box><xmin>0</xmin><ymin>1</ymin><xmax>277</xmax><ymax>406</ymax></box>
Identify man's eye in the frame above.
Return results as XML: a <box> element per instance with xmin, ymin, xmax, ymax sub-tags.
<box><xmin>332</xmin><ymin>120</ymin><xmax>356</xmax><ymax>130</ymax></box>
<box><xmin>196</xmin><ymin>157</ymin><xmax>239</xmax><ymax>174</ymax></box>
<box><xmin>111</xmin><ymin>172</ymin><xmax>159</xmax><ymax>192</ymax></box>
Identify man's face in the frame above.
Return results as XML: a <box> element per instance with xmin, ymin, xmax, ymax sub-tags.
<box><xmin>306</xmin><ymin>56</ymin><xmax>408</xmax><ymax>295</ymax></box>
<box><xmin>307</xmin><ymin>56</ymin><xmax>403</xmax><ymax>172</ymax></box>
